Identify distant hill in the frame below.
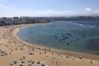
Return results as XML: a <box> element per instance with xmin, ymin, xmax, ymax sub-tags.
<box><xmin>50</xmin><ymin>16</ymin><xmax>99</xmax><ymax>21</ymax></box>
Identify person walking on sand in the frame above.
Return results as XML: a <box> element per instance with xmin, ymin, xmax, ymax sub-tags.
<box><xmin>37</xmin><ymin>61</ymin><xmax>40</xmax><ymax>66</ymax></box>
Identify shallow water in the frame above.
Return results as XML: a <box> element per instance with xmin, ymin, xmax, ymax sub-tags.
<box><xmin>17</xmin><ymin>21</ymin><xmax>99</xmax><ymax>54</ymax></box>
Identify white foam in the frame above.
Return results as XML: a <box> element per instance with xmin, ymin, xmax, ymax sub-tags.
<box><xmin>68</xmin><ymin>22</ymin><xmax>96</xmax><ymax>28</ymax></box>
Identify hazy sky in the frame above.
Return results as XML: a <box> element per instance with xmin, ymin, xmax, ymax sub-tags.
<box><xmin>0</xmin><ymin>0</ymin><xmax>99</xmax><ymax>17</ymax></box>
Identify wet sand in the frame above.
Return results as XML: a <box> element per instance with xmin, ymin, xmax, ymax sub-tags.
<box><xmin>0</xmin><ymin>24</ymin><xmax>99</xmax><ymax>66</ymax></box>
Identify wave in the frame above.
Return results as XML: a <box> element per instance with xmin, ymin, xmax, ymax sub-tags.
<box><xmin>68</xmin><ymin>21</ymin><xmax>97</xmax><ymax>28</ymax></box>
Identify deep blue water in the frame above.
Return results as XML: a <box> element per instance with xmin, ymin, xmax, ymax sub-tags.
<box><xmin>17</xmin><ymin>21</ymin><xmax>99</xmax><ymax>54</ymax></box>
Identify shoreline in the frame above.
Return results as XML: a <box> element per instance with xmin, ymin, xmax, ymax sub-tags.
<box><xmin>13</xmin><ymin>24</ymin><xmax>99</xmax><ymax>60</ymax></box>
<box><xmin>0</xmin><ymin>24</ymin><xmax>99</xmax><ymax>66</ymax></box>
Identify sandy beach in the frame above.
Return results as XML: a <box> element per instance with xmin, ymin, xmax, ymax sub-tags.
<box><xmin>0</xmin><ymin>24</ymin><xmax>99</xmax><ymax>66</ymax></box>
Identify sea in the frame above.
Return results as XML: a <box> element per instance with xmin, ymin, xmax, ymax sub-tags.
<box><xmin>17</xmin><ymin>21</ymin><xmax>99</xmax><ymax>55</ymax></box>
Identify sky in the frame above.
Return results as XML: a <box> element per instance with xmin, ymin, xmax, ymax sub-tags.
<box><xmin>0</xmin><ymin>0</ymin><xmax>99</xmax><ymax>17</ymax></box>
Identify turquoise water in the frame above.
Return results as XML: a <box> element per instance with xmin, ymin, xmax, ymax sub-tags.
<box><xmin>17</xmin><ymin>21</ymin><xmax>99</xmax><ymax>54</ymax></box>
